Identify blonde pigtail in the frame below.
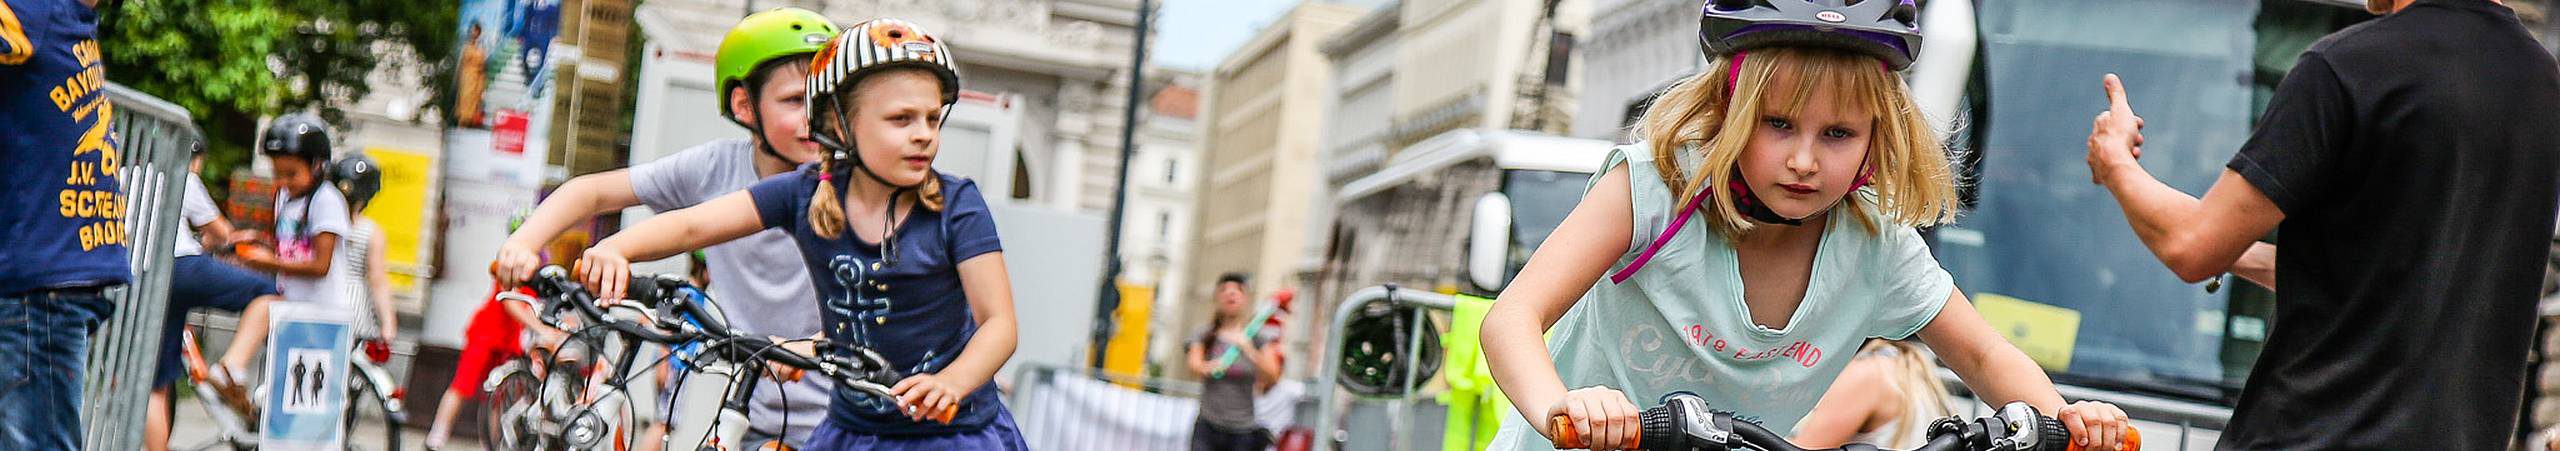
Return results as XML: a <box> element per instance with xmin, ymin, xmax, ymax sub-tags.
<box><xmin>810</xmin><ymin>157</ymin><xmax>849</xmax><ymax>240</ymax></box>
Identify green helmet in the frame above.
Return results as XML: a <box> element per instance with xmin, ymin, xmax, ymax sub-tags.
<box><xmin>715</xmin><ymin>7</ymin><xmax>838</xmax><ymax>123</ymax></box>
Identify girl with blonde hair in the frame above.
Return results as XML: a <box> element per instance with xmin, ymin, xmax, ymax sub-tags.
<box><xmin>1479</xmin><ymin>2</ymin><xmax>2131</xmax><ymax>449</ymax></box>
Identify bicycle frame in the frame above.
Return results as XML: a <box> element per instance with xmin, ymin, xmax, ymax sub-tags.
<box><xmin>492</xmin><ymin>287</ymin><xmax>675</xmax><ymax>451</ymax></box>
<box><xmin>176</xmin><ymin>327</ymin><xmax>256</xmax><ymax>450</ymax></box>
<box><xmin>505</xmin><ymin>267</ymin><xmax>949</xmax><ymax>451</ymax></box>
<box><xmin>629</xmin><ymin>274</ymin><xmax>944</xmax><ymax>451</ymax></box>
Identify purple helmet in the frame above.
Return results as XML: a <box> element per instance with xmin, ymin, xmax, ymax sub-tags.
<box><xmin>1700</xmin><ymin>0</ymin><xmax>1924</xmax><ymax>70</ymax></box>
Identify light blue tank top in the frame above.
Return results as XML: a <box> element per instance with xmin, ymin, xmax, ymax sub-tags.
<box><xmin>1488</xmin><ymin>145</ymin><xmax>1954</xmax><ymax>450</ymax></box>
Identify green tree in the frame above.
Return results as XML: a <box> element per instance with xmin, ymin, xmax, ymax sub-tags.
<box><xmin>99</xmin><ymin>0</ymin><xmax>456</xmax><ymax>197</ymax></box>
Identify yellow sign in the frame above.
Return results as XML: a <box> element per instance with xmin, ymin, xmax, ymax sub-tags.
<box><xmin>1102</xmin><ymin>282</ymin><xmax>1154</xmax><ymax>384</ymax></box>
<box><xmin>1970</xmin><ymin>293</ymin><xmax>2080</xmax><ymax>372</ymax></box>
<box><xmin>361</xmin><ymin>148</ymin><xmax>435</xmax><ymax>293</ymax></box>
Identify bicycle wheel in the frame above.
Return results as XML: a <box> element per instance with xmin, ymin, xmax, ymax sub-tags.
<box><xmin>341</xmin><ymin>370</ymin><xmax>402</xmax><ymax>451</ymax></box>
<box><xmin>481</xmin><ymin>365</ymin><xmax>544</xmax><ymax>451</ymax></box>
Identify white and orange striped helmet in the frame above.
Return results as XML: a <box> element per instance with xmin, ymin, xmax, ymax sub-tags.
<box><xmin>803</xmin><ymin>18</ymin><xmax>962</xmax><ymax>184</ymax></box>
<box><xmin>804</xmin><ymin>18</ymin><xmax>960</xmax><ymax>119</ymax></box>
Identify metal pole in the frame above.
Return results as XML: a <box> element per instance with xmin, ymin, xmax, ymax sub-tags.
<box><xmin>1313</xmin><ymin>286</ymin><xmax>1458</xmax><ymax>451</ymax></box>
<box><xmin>1392</xmin><ymin>294</ymin><xmax>1429</xmax><ymax>450</ymax></box>
<box><xmin>1091</xmin><ymin>0</ymin><xmax>1153</xmax><ymax>370</ymax></box>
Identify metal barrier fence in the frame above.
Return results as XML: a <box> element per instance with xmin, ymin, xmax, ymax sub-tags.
<box><xmin>1313</xmin><ymin>286</ymin><xmax>1457</xmax><ymax>451</ymax></box>
<box><xmin>80</xmin><ymin>83</ymin><xmax>200</xmax><ymax>450</ymax></box>
<box><xmin>1007</xmin><ymin>363</ymin><xmax>1209</xmax><ymax>450</ymax></box>
<box><xmin>1008</xmin><ymin>362</ymin><xmax>1318</xmax><ymax>450</ymax></box>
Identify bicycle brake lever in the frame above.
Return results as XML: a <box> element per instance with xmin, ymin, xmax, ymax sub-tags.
<box><xmin>1657</xmin><ymin>391</ymin><xmax>1730</xmax><ymax>449</ymax></box>
<box><xmin>1992</xmin><ymin>402</ymin><xmax>2045</xmax><ymax>451</ymax></box>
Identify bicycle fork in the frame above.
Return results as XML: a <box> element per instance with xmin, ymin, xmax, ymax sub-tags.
<box><xmin>664</xmin><ymin>358</ymin><xmax>767</xmax><ymax>451</ymax></box>
<box><xmin>348</xmin><ymin>350</ymin><xmax>407</xmax><ymax>423</ymax></box>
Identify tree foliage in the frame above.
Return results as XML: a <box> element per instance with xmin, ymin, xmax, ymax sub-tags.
<box><xmin>99</xmin><ymin>0</ymin><xmax>456</xmax><ymax>194</ymax></box>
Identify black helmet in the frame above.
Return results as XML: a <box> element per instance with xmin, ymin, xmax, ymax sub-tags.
<box><xmin>1700</xmin><ymin>0</ymin><xmax>1924</xmax><ymax>70</ymax></box>
<box><xmin>330</xmin><ymin>153</ymin><xmax>382</xmax><ymax>208</ymax></box>
<box><xmin>260</xmin><ymin>113</ymin><xmax>333</xmax><ymax>163</ymax></box>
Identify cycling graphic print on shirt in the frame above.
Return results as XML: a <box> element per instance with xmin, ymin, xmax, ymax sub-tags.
<box><xmin>828</xmin><ymin>255</ymin><xmax>894</xmax><ymax>347</ymax></box>
<box><xmin>829</xmin><ymin>255</ymin><xmax>899</xmax><ymax>415</ymax></box>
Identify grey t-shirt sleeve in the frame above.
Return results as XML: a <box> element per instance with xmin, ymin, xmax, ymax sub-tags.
<box><xmin>182</xmin><ymin>173</ymin><xmax>218</xmax><ymax>227</ymax></box>
<box><xmin>628</xmin><ymin>142</ymin><xmax>739</xmax><ymax>212</ymax></box>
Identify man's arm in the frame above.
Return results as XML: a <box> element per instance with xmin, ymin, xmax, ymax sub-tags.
<box><xmin>2089</xmin><ymin>75</ymin><xmax>2287</xmax><ymax>283</ymax></box>
<box><xmin>2098</xmin><ymin>169</ymin><xmax>2284</xmax><ymax>282</ymax></box>
<box><xmin>2232</xmin><ymin>243</ymin><xmax>2276</xmax><ymax>291</ymax></box>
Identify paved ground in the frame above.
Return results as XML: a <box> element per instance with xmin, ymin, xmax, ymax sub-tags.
<box><xmin>166</xmin><ymin>390</ymin><xmax>479</xmax><ymax>451</ymax></box>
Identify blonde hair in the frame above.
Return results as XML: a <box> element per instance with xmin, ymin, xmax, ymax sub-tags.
<box><xmin>1861</xmin><ymin>339</ymin><xmax>1957</xmax><ymax>446</ymax></box>
<box><xmin>1637</xmin><ymin>46</ymin><xmax>1956</xmax><ymax>238</ymax></box>
<box><xmin>808</xmin><ymin>68</ymin><xmax>949</xmax><ymax>240</ymax></box>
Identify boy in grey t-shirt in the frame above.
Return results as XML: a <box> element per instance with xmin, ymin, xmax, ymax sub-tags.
<box><xmin>477</xmin><ymin>9</ymin><xmax>839</xmax><ymax>448</ymax></box>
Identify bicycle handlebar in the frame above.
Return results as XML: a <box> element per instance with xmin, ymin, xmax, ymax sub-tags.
<box><xmin>715</xmin><ymin>335</ymin><xmax>957</xmax><ymax>424</ymax></box>
<box><xmin>514</xmin><ymin>265</ymin><xmax>957</xmax><ymax>424</ymax></box>
<box><xmin>514</xmin><ymin>266</ymin><xmax>692</xmax><ymax>344</ymax></box>
<box><xmin>1551</xmin><ymin>392</ymin><xmax>2138</xmax><ymax>451</ymax></box>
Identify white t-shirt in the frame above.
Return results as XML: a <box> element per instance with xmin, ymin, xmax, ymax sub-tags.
<box><xmin>273</xmin><ymin>185</ymin><xmax>353</xmax><ymax>308</ymax></box>
<box><xmin>175</xmin><ymin>173</ymin><xmax>220</xmax><ymax>257</ymax></box>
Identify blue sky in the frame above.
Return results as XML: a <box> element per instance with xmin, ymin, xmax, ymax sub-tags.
<box><xmin>1150</xmin><ymin>0</ymin><xmax>1316</xmax><ymax>72</ymax></box>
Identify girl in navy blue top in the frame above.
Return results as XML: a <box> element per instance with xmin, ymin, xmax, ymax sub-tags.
<box><xmin>573</xmin><ymin>19</ymin><xmax>1025</xmax><ymax>449</ymax></box>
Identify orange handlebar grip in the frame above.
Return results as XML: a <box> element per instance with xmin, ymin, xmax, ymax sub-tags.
<box><xmin>2069</xmin><ymin>425</ymin><xmax>2141</xmax><ymax>451</ymax></box>
<box><xmin>1552</xmin><ymin>416</ymin><xmax>1584</xmax><ymax>448</ymax></box>
<box><xmin>1548</xmin><ymin>415</ymin><xmax>1637</xmax><ymax>450</ymax></box>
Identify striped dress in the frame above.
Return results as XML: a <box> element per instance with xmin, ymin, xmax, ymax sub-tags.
<box><xmin>335</xmin><ymin>219</ymin><xmax>381</xmax><ymax>339</ymax></box>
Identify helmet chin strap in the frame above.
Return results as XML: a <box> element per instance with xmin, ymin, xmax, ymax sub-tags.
<box><xmin>1727</xmin><ymin>160</ymin><xmax>1875</xmax><ymax>226</ymax></box>
<box><xmin>750</xmin><ymin>118</ymin><xmax>791</xmax><ymax>164</ymax></box>
<box><xmin>1729</xmin><ymin>175</ymin><xmax>1806</xmax><ymax>226</ymax></box>
<box><xmin>1607</xmin><ymin>158</ymin><xmax>1873</xmax><ymax>284</ymax></box>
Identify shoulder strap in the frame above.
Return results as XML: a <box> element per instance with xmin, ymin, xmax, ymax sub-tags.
<box><xmin>1609</xmin><ymin>182</ymin><xmax>1709</xmax><ymax>284</ymax></box>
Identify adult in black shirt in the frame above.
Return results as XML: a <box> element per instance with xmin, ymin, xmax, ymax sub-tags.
<box><xmin>2084</xmin><ymin>0</ymin><xmax>2560</xmax><ymax>449</ymax></box>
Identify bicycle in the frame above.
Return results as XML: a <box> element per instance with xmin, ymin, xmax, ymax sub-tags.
<box><xmin>504</xmin><ymin>266</ymin><xmax>953</xmax><ymax>451</ymax></box>
<box><xmin>1551</xmin><ymin>392</ymin><xmax>2140</xmax><ymax>451</ymax></box>
<box><xmin>619</xmin><ymin>271</ymin><xmax>955</xmax><ymax>451</ymax></box>
<box><xmin>481</xmin><ymin>273</ymin><xmax>680</xmax><ymax>451</ymax></box>
<box><xmin>173</xmin><ymin>317</ymin><xmax>407</xmax><ymax>451</ymax></box>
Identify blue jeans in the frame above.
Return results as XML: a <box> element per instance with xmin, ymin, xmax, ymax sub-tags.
<box><xmin>0</xmin><ymin>288</ymin><xmax>116</xmax><ymax>450</ymax></box>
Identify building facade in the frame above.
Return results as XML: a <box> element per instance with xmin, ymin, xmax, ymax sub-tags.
<box><xmin>637</xmin><ymin>0</ymin><xmax>1149</xmax><ymax>214</ymax></box>
<box><xmin>1305</xmin><ymin>0</ymin><xmax>1589</xmax><ymax>340</ymax></box>
<box><xmin>1173</xmin><ymin>2</ymin><xmax>1367</xmax><ymax>370</ymax></box>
